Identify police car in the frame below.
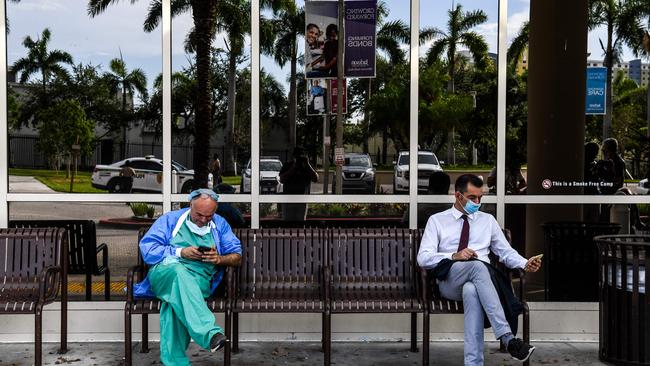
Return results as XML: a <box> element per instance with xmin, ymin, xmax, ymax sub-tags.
<box><xmin>91</xmin><ymin>155</ymin><xmax>195</xmax><ymax>193</ymax></box>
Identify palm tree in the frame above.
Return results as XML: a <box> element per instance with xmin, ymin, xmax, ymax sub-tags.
<box><xmin>261</xmin><ymin>3</ymin><xmax>304</xmax><ymax>150</ymax></box>
<box><xmin>420</xmin><ymin>4</ymin><xmax>488</xmax><ymax>164</ymax></box>
<box><xmin>104</xmin><ymin>53</ymin><xmax>148</xmax><ymax>160</ymax></box>
<box><xmin>507</xmin><ymin>21</ymin><xmax>529</xmax><ymax>68</ymax></box>
<box><xmin>589</xmin><ymin>0</ymin><xmax>647</xmax><ymax>139</ymax></box>
<box><xmin>89</xmin><ymin>0</ymin><xmax>219</xmax><ymax>188</ymax></box>
<box><xmin>12</xmin><ymin>28</ymin><xmax>74</xmax><ymax>95</ymax></box>
<box><xmin>216</xmin><ymin>0</ymin><xmax>250</xmax><ymax>176</ymax></box>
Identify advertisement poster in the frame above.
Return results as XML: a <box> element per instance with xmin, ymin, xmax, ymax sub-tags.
<box><xmin>305</xmin><ymin>1</ymin><xmax>339</xmax><ymax>79</ymax></box>
<box><xmin>586</xmin><ymin>67</ymin><xmax>606</xmax><ymax>115</ymax></box>
<box><xmin>344</xmin><ymin>0</ymin><xmax>377</xmax><ymax>78</ymax></box>
<box><xmin>307</xmin><ymin>79</ymin><xmax>329</xmax><ymax>116</ymax></box>
<box><xmin>330</xmin><ymin>79</ymin><xmax>347</xmax><ymax>114</ymax></box>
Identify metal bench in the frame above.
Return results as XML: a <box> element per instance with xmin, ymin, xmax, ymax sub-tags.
<box><xmin>329</xmin><ymin>228</ymin><xmax>422</xmax><ymax>355</ymax></box>
<box><xmin>0</xmin><ymin>227</ymin><xmax>68</xmax><ymax>366</ymax></box>
<box><xmin>231</xmin><ymin>228</ymin><xmax>331</xmax><ymax>365</ymax></box>
<box><xmin>418</xmin><ymin>228</ymin><xmax>530</xmax><ymax>366</ymax></box>
<box><xmin>10</xmin><ymin>220</ymin><xmax>110</xmax><ymax>300</ymax></box>
<box><xmin>124</xmin><ymin>227</ymin><xmax>232</xmax><ymax>366</ymax></box>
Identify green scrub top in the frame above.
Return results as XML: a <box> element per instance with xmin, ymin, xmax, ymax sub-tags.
<box><xmin>172</xmin><ymin>218</ymin><xmax>217</xmax><ymax>279</ymax></box>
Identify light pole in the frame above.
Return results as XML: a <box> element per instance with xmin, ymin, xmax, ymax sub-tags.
<box><xmin>335</xmin><ymin>0</ymin><xmax>345</xmax><ymax>194</ymax></box>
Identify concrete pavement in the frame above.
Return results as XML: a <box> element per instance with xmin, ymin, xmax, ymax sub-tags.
<box><xmin>0</xmin><ymin>341</ymin><xmax>605</xmax><ymax>366</ymax></box>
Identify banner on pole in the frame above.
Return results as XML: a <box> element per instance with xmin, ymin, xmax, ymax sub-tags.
<box><xmin>330</xmin><ymin>79</ymin><xmax>347</xmax><ymax>114</ymax></box>
<box><xmin>344</xmin><ymin>0</ymin><xmax>377</xmax><ymax>78</ymax></box>
<box><xmin>305</xmin><ymin>1</ymin><xmax>340</xmax><ymax>79</ymax></box>
<box><xmin>586</xmin><ymin>67</ymin><xmax>606</xmax><ymax>115</ymax></box>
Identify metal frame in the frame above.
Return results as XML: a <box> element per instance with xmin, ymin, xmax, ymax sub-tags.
<box><xmin>1</xmin><ymin>0</ymin><xmax>645</xmax><ymax>232</ymax></box>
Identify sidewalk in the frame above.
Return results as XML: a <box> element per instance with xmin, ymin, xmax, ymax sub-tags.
<box><xmin>8</xmin><ymin>175</ymin><xmax>55</xmax><ymax>193</ymax></box>
<box><xmin>1</xmin><ymin>341</ymin><xmax>605</xmax><ymax>365</ymax></box>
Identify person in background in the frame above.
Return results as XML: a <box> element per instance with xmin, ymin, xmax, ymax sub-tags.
<box><xmin>402</xmin><ymin>171</ymin><xmax>451</xmax><ymax>228</ymax></box>
<box><xmin>119</xmin><ymin>160</ymin><xmax>136</xmax><ymax>193</ymax></box>
<box><xmin>279</xmin><ymin>147</ymin><xmax>319</xmax><ymax>221</ymax></box>
<box><xmin>210</xmin><ymin>153</ymin><xmax>222</xmax><ymax>184</ymax></box>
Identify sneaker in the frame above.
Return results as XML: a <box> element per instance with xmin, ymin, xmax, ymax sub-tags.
<box><xmin>210</xmin><ymin>332</ymin><xmax>227</xmax><ymax>353</ymax></box>
<box><xmin>507</xmin><ymin>338</ymin><xmax>535</xmax><ymax>362</ymax></box>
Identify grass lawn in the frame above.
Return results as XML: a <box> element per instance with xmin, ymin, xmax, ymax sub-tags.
<box><xmin>9</xmin><ymin>168</ymin><xmax>106</xmax><ymax>193</ymax></box>
<box><xmin>222</xmin><ymin>175</ymin><xmax>241</xmax><ymax>186</ymax></box>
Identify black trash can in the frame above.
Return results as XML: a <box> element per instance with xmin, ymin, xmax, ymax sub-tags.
<box><xmin>542</xmin><ymin>222</ymin><xmax>621</xmax><ymax>301</ymax></box>
<box><xmin>595</xmin><ymin>235</ymin><xmax>649</xmax><ymax>365</ymax></box>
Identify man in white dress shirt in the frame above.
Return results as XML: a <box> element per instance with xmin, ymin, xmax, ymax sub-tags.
<box><xmin>417</xmin><ymin>174</ymin><xmax>542</xmax><ymax>365</ymax></box>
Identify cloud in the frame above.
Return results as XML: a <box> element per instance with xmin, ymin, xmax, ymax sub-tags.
<box><xmin>11</xmin><ymin>0</ymin><xmax>65</xmax><ymax>12</ymax></box>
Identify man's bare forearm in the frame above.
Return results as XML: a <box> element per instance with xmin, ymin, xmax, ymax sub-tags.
<box><xmin>218</xmin><ymin>253</ymin><xmax>241</xmax><ymax>266</ymax></box>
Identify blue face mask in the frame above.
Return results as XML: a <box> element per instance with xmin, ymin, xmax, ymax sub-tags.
<box><xmin>186</xmin><ymin>217</ymin><xmax>212</xmax><ymax>236</ymax></box>
<box><xmin>462</xmin><ymin>195</ymin><xmax>481</xmax><ymax>215</ymax></box>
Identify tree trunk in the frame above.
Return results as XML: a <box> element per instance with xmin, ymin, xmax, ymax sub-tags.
<box><xmin>603</xmin><ymin>23</ymin><xmax>614</xmax><ymax>140</ymax></box>
<box><xmin>447</xmin><ymin>51</ymin><xmax>456</xmax><ymax>164</ymax></box>
<box><xmin>224</xmin><ymin>41</ymin><xmax>238</xmax><ymax>176</ymax></box>
<box><xmin>190</xmin><ymin>0</ymin><xmax>218</xmax><ymax>189</ymax></box>
<box><xmin>289</xmin><ymin>44</ymin><xmax>298</xmax><ymax>149</ymax></box>
<box><xmin>382</xmin><ymin>130</ymin><xmax>388</xmax><ymax>164</ymax></box>
<box><xmin>120</xmin><ymin>85</ymin><xmax>128</xmax><ymax>160</ymax></box>
<box><xmin>363</xmin><ymin>79</ymin><xmax>371</xmax><ymax>154</ymax></box>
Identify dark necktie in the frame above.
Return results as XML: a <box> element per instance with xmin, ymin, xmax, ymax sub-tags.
<box><xmin>457</xmin><ymin>215</ymin><xmax>469</xmax><ymax>252</ymax></box>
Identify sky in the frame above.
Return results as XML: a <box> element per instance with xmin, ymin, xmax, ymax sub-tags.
<box><xmin>5</xmin><ymin>0</ymin><xmax>645</xmax><ymax>99</ymax></box>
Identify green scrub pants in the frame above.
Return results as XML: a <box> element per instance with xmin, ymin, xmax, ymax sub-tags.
<box><xmin>149</xmin><ymin>261</ymin><xmax>223</xmax><ymax>366</ymax></box>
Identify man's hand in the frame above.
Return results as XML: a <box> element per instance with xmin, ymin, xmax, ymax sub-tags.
<box><xmin>452</xmin><ymin>248</ymin><xmax>477</xmax><ymax>261</ymax></box>
<box><xmin>524</xmin><ymin>256</ymin><xmax>542</xmax><ymax>272</ymax></box>
<box><xmin>180</xmin><ymin>247</ymin><xmax>203</xmax><ymax>260</ymax></box>
<box><xmin>200</xmin><ymin>248</ymin><xmax>223</xmax><ymax>265</ymax></box>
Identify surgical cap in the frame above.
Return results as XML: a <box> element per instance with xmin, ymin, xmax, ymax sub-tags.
<box><xmin>188</xmin><ymin>188</ymin><xmax>219</xmax><ymax>202</ymax></box>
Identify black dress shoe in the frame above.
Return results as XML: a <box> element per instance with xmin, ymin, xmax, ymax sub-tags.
<box><xmin>210</xmin><ymin>332</ymin><xmax>227</xmax><ymax>353</ymax></box>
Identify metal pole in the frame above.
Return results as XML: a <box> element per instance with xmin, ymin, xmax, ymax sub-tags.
<box><xmin>323</xmin><ymin>114</ymin><xmax>330</xmax><ymax>193</ymax></box>
<box><xmin>335</xmin><ymin>0</ymin><xmax>345</xmax><ymax>194</ymax></box>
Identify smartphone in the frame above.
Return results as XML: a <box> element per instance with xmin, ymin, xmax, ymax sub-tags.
<box><xmin>197</xmin><ymin>246</ymin><xmax>213</xmax><ymax>253</ymax></box>
<box><xmin>530</xmin><ymin>253</ymin><xmax>544</xmax><ymax>261</ymax></box>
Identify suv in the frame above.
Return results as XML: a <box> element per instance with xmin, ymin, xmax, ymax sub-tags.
<box><xmin>241</xmin><ymin>156</ymin><xmax>283</xmax><ymax>194</ymax></box>
<box><xmin>92</xmin><ymin>156</ymin><xmax>195</xmax><ymax>193</ymax></box>
<box><xmin>341</xmin><ymin>153</ymin><xmax>376</xmax><ymax>194</ymax></box>
<box><xmin>393</xmin><ymin>151</ymin><xmax>443</xmax><ymax>193</ymax></box>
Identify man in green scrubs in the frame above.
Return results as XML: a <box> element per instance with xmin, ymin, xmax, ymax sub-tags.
<box><xmin>135</xmin><ymin>189</ymin><xmax>242</xmax><ymax>365</ymax></box>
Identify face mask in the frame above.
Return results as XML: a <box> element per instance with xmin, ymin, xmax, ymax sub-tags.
<box><xmin>462</xmin><ymin>195</ymin><xmax>481</xmax><ymax>215</ymax></box>
<box><xmin>186</xmin><ymin>218</ymin><xmax>211</xmax><ymax>236</ymax></box>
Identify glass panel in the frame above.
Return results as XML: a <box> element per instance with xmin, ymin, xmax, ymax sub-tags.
<box><xmin>7</xmin><ymin>0</ymin><xmax>162</xmax><ymax>193</ymax></box>
<box><xmin>171</xmin><ymin>1</ymin><xmax>252</xmax><ymax>194</ymax></box>
<box><xmin>504</xmin><ymin>203</ymin><xmax>649</xmax><ymax>301</ymax></box>
<box><xmin>418</xmin><ymin>0</ymin><xmax>497</xmax><ymax>195</ymax></box>
<box><xmin>260</xmin><ymin>0</ymin><xmax>410</xmax><ymax>195</ymax></box>
<box><xmin>9</xmin><ymin>202</ymin><xmax>159</xmax><ymax>301</ymax></box>
<box><xmin>260</xmin><ymin>202</ymin><xmax>408</xmax><ymax>227</ymax></box>
<box><xmin>505</xmin><ymin>1</ymin><xmax>649</xmax><ymax>195</ymax></box>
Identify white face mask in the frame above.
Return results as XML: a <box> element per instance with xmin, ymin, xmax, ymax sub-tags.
<box><xmin>186</xmin><ymin>218</ymin><xmax>212</xmax><ymax>236</ymax></box>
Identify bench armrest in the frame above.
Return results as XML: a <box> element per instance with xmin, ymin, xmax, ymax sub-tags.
<box><xmin>40</xmin><ymin>265</ymin><xmax>62</xmax><ymax>302</ymax></box>
<box><xmin>96</xmin><ymin>242</ymin><xmax>109</xmax><ymax>273</ymax></box>
<box><xmin>126</xmin><ymin>265</ymin><xmax>145</xmax><ymax>303</ymax></box>
<box><xmin>510</xmin><ymin>268</ymin><xmax>527</xmax><ymax>301</ymax></box>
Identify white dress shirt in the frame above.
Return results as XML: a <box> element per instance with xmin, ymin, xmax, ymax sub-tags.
<box><xmin>417</xmin><ymin>206</ymin><xmax>528</xmax><ymax>270</ymax></box>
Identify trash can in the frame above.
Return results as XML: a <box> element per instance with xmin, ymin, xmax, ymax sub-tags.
<box><xmin>542</xmin><ymin>222</ymin><xmax>621</xmax><ymax>301</ymax></box>
<box><xmin>595</xmin><ymin>235</ymin><xmax>649</xmax><ymax>365</ymax></box>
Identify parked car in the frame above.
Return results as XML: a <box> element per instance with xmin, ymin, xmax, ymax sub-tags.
<box><xmin>393</xmin><ymin>150</ymin><xmax>443</xmax><ymax>193</ymax></box>
<box><xmin>634</xmin><ymin>178</ymin><xmax>649</xmax><ymax>195</ymax></box>
<box><xmin>241</xmin><ymin>156</ymin><xmax>283</xmax><ymax>194</ymax></box>
<box><xmin>341</xmin><ymin>153</ymin><xmax>376</xmax><ymax>194</ymax></box>
<box><xmin>92</xmin><ymin>155</ymin><xmax>194</xmax><ymax>193</ymax></box>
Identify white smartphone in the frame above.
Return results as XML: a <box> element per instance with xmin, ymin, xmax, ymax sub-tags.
<box><xmin>530</xmin><ymin>253</ymin><xmax>544</xmax><ymax>261</ymax></box>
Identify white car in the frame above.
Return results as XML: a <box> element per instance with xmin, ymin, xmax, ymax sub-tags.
<box><xmin>633</xmin><ymin>178</ymin><xmax>649</xmax><ymax>195</ymax></box>
<box><xmin>92</xmin><ymin>155</ymin><xmax>195</xmax><ymax>193</ymax></box>
<box><xmin>241</xmin><ymin>157</ymin><xmax>283</xmax><ymax>194</ymax></box>
<box><xmin>393</xmin><ymin>151</ymin><xmax>443</xmax><ymax>193</ymax></box>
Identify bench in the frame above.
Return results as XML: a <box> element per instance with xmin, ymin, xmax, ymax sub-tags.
<box><xmin>231</xmin><ymin>228</ymin><xmax>331</xmax><ymax>365</ymax></box>
<box><xmin>10</xmin><ymin>220</ymin><xmax>110</xmax><ymax>300</ymax></box>
<box><xmin>124</xmin><ymin>227</ymin><xmax>232</xmax><ymax>366</ymax></box>
<box><xmin>0</xmin><ymin>227</ymin><xmax>68</xmax><ymax>366</ymax></box>
<box><xmin>418</xmin><ymin>229</ymin><xmax>530</xmax><ymax>366</ymax></box>
<box><xmin>330</xmin><ymin>228</ymin><xmax>422</xmax><ymax>354</ymax></box>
